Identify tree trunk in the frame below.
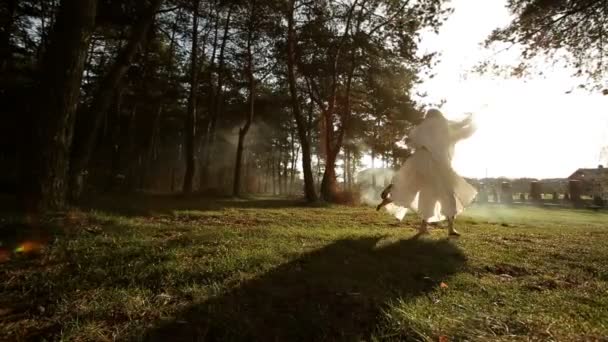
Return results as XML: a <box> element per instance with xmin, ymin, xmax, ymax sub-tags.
<box><xmin>349</xmin><ymin>149</ymin><xmax>355</xmax><ymax>189</ymax></box>
<box><xmin>233</xmin><ymin>127</ymin><xmax>248</xmax><ymax>196</ymax></box>
<box><xmin>313</xmin><ymin>0</ymin><xmax>357</xmax><ymax>202</ymax></box>
<box><xmin>197</xmin><ymin>10</ymin><xmax>220</xmax><ymax>191</ymax></box>
<box><xmin>38</xmin><ymin>0</ymin><xmax>51</xmax><ymax>61</ymax></box>
<box><xmin>320</xmin><ymin>147</ymin><xmax>340</xmax><ymax>201</ymax></box>
<box><xmin>144</xmin><ymin>105</ymin><xmax>162</xmax><ymax>189</ymax></box>
<box><xmin>271</xmin><ymin>149</ymin><xmax>277</xmax><ymax>195</ymax></box>
<box><xmin>371</xmin><ymin>149</ymin><xmax>376</xmax><ymax>187</ymax></box>
<box><xmin>264</xmin><ymin>158</ymin><xmax>269</xmax><ymax>193</ymax></box>
<box><xmin>170</xmin><ymin>167</ymin><xmax>176</xmax><ymax>192</ymax></box>
<box><xmin>124</xmin><ymin>104</ymin><xmax>138</xmax><ymax>191</ymax></box>
<box><xmin>233</xmin><ymin>1</ymin><xmax>255</xmax><ymax>197</ymax></box>
<box><xmin>68</xmin><ymin>0</ymin><xmax>164</xmax><ymax>201</ymax></box>
<box><xmin>290</xmin><ymin>146</ymin><xmax>299</xmax><ymax>194</ymax></box>
<box><xmin>286</xmin><ymin>0</ymin><xmax>316</xmax><ymax>202</ymax></box>
<box><xmin>350</xmin><ymin>151</ymin><xmax>354</xmax><ymax>189</ymax></box>
<box><xmin>318</xmin><ymin>86</ymin><xmax>349</xmax><ymax>200</ymax></box>
<box><xmin>21</xmin><ymin>0</ymin><xmax>97</xmax><ymax>211</ymax></box>
<box><xmin>289</xmin><ymin>119</ymin><xmax>298</xmax><ymax>194</ymax></box>
<box><xmin>315</xmin><ymin>152</ymin><xmax>322</xmax><ymax>189</ymax></box>
<box><xmin>282</xmin><ymin>149</ymin><xmax>289</xmax><ymax>195</ymax></box>
<box><xmin>277</xmin><ymin>146</ymin><xmax>283</xmax><ymax>194</ymax></box>
<box><xmin>242</xmin><ymin>152</ymin><xmax>248</xmax><ymax>192</ymax></box>
<box><xmin>106</xmin><ymin>89</ymin><xmax>124</xmax><ymax>192</ymax></box>
<box><xmin>0</xmin><ymin>0</ymin><xmax>17</xmax><ymax>72</ymax></box>
<box><xmin>344</xmin><ymin>147</ymin><xmax>349</xmax><ymax>191</ymax></box>
<box><xmin>201</xmin><ymin>5</ymin><xmax>233</xmax><ymax>187</ymax></box>
<box><xmin>183</xmin><ymin>0</ymin><xmax>201</xmax><ymax>194</ymax></box>
<box><xmin>257</xmin><ymin>171</ymin><xmax>262</xmax><ymax>193</ymax></box>
<box><xmin>352</xmin><ymin>153</ymin><xmax>357</xmax><ymax>188</ymax></box>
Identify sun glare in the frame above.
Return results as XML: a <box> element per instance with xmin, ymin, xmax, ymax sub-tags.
<box><xmin>446</xmin><ymin>79</ymin><xmax>608</xmax><ymax>179</ymax></box>
<box><xmin>411</xmin><ymin>0</ymin><xmax>608</xmax><ymax>180</ymax></box>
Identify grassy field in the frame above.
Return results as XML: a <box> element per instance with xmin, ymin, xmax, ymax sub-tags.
<box><xmin>1</xmin><ymin>196</ymin><xmax>608</xmax><ymax>341</ymax></box>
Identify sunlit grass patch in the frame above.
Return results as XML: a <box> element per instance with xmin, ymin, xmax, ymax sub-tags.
<box><xmin>1</xmin><ymin>197</ymin><xmax>607</xmax><ymax>341</ymax></box>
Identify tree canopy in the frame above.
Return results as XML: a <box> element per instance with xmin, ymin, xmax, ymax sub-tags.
<box><xmin>0</xmin><ymin>0</ymin><xmax>452</xmax><ymax>210</ymax></box>
<box><xmin>482</xmin><ymin>0</ymin><xmax>608</xmax><ymax>91</ymax></box>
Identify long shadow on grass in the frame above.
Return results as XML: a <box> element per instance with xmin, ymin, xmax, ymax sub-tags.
<box><xmin>142</xmin><ymin>236</ymin><xmax>466</xmax><ymax>342</ymax></box>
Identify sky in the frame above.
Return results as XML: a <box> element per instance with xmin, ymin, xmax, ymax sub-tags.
<box><xmin>367</xmin><ymin>0</ymin><xmax>608</xmax><ymax>180</ymax></box>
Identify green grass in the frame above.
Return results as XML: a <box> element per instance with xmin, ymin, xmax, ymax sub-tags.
<box><xmin>1</xmin><ymin>196</ymin><xmax>608</xmax><ymax>341</ymax></box>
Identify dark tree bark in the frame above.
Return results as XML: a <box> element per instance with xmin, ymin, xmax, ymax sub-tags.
<box><xmin>281</xmin><ymin>146</ymin><xmax>288</xmax><ymax>195</ymax></box>
<box><xmin>198</xmin><ymin>9</ymin><xmax>221</xmax><ymax>190</ymax></box>
<box><xmin>307</xmin><ymin>0</ymin><xmax>359</xmax><ymax>201</ymax></box>
<box><xmin>124</xmin><ymin>105</ymin><xmax>139</xmax><ymax>191</ymax></box>
<box><xmin>290</xmin><ymin>141</ymin><xmax>299</xmax><ymax>194</ymax></box>
<box><xmin>265</xmin><ymin>158</ymin><xmax>271</xmax><ymax>193</ymax></box>
<box><xmin>350</xmin><ymin>150</ymin><xmax>356</xmax><ymax>189</ymax></box>
<box><xmin>183</xmin><ymin>0</ymin><xmax>201</xmax><ymax>194</ymax></box>
<box><xmin>288</xmin><ymin>119</ymin><xmax>298</xmax><ymax>194</ymax></box>
<box><xmin>315</xmin><ymin>150</ymin><xmax>322</xmax><ymax>189</ymax></box>
<box><xmin>232</xmin><ymin>84</ymin><xmax>254</xmax><ymax>196</ymax></box>
<box><xmin>344</xmin><ymin>147</ymin><xmax>350</xmax><ymax>190</ymax></box>
<box><xmin>170</xmin><ymin>167</ymin><xmax>176</xmax><ymax>192</ymax></box>
<box><xmin>21</xmin><ymin>0</ymin><xmax>97</xmax><ymax>211</ymax></box>
<box><xmin>286</xmin><ymin>0</ymin><xmax>316</xmax><ymax>202</ymax></box>
<box><xmin>233</xmin><ymin>1</ymin><xmax>256</xmax><ymax>197</ymax></box>
<box><xmin>271</xmin><ymin>147</ymin><xmax>277</xmax><ymax>195</ymax></box>
<box><xmin>68</xmin><ymin>0</ymin><xmax>164</xmax><ymax>201</ymax></box>
<box><xmin>277</xmin><ymin>148</ymin><xmax>283</xmax><ymax>195</ymax></box>
<box><xmin>106</xmin><ymin>89</ymin><xmax>124</xmax><ymax>192</ymax></box>
<box><xmin>320</xmin><ymin>146</ymin><xmax>339</xmax><ymax>199</ymax></box>
<box><xmin>371</xmin><ymin>149</ymin><xmax>376</xmax><ymax>187</ymax></box>
<box><xmin>201</xmin><ymin>5</ymin><xmax>233</xmax><ymax>187</ymax></box>
<box><xmin>0</xmin><ymin>0</ymin><xmax>17</xmax><ymax>72</ymax></box>
<box><xmin>143</xmin><ymin>105</ymin><xmax>163</xmax><ymax>189</ymax></box>
<box><xmin>37</xmin><ymin>0</ymin><xmax>51</xmax><ymax>60</ymax></box>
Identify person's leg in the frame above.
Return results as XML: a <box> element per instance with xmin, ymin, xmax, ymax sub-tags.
<box><xmin>376</xmin><ymin>197</ymin><xmax>393</xmax><ymax>211</ymax></box>
<box><xmin>442</xmin><ymin>193</ymin><xmax>460</xmax><ymax>236</ymax></box>
<box><xmin>447</xmin><ymin>216</ymin><xmax>460</xmax><ymax>236</ymax></box>
<box><xmin>381</xmin><ymin>184</ymin><xmax>393</xmax><ymax>199</ymax></box>
<box><xmin>417</xmin><ymin>190</ymin><xmax>434</xmax><ymax>234</ymax></box>
<box><xmin>376</xmin><ymin>184</ymin><xmax>394</xmax><ymax>211</ymax></box>
<box><xmin>418</xmin><ymin>219</ymin><xmax>429</xmax><ymax>234</ymax></box>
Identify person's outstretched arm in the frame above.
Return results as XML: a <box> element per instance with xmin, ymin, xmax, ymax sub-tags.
<box><xmin>450</xmin><ymin>122</ymin><xmax>477</xmax><ymax>142</ymax></box>
<box><xmin>448</xmin><ymin>113</ymin><xmax>473</xmax><ymax>129</ymax></box>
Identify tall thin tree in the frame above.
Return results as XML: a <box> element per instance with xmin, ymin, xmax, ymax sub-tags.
<box><xmin>22</xmin><ymin>0</ymin><xmax>97</xmax><ymax>210</ymax></box>
<box><xmin>233</xmin><ymin>0</ymin><xmax>257</xmax><ymax>197</ymax></box>
<box><xmin>183</xmin><ymin>0</ymin><xmax>201</xmax><ymax>194</ymax></box>
<box><xmin>286</xmin><ymin>0</ymin><xmax>317</xmax><ymax>202</ymax></box>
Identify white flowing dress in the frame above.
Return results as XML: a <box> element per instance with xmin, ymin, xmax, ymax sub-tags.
<box><xmin>388</xmin><ymin>115</ymin><xmax>477</xmax><ymax>222</ymax></box>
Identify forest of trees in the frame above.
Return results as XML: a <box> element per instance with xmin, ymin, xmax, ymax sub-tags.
<box><xmin>0</xmin><ymin>0</ymin><xmax>451</xmax><ymax>211</ymax></box>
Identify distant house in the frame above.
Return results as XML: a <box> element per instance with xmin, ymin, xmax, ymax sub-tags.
<box><xmin>568</xmin><ymin>165</ymin><xmax>608</xmax><ymax>198</ymax></box>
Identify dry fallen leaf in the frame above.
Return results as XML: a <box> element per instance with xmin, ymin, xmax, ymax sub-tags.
<box><xmin>440</xmin><ymin>282</ymin><xmax>448</xmax><ymax>289</ymax></box>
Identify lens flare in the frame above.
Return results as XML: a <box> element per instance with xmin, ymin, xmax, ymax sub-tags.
<box><xmin>14</xmin><ymin>241</ymin><xmax>44</xmax><ymax>254</ymax></box>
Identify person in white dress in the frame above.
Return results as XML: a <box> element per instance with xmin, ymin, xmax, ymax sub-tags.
<box><xmin>376</xmin><ymin>108</ymin><xmax>478</xmax><ymax>236</ymax></box>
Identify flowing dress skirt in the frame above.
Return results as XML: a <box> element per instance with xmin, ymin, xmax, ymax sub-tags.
<box><xmin>389</xmin><ymin>148</ymin><xmax>477</xmax><ymax>222</ymax></box>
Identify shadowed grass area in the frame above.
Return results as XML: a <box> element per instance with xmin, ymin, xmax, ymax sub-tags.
<box><xmin>145</xmin><ymin>236</ymin><xmax>465</xmax><ymax>342</ymax></box>
<box><xmin>1</xmin><ymin>196</ymin><xmax>608</xmax><ymax>341</ymax></box>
